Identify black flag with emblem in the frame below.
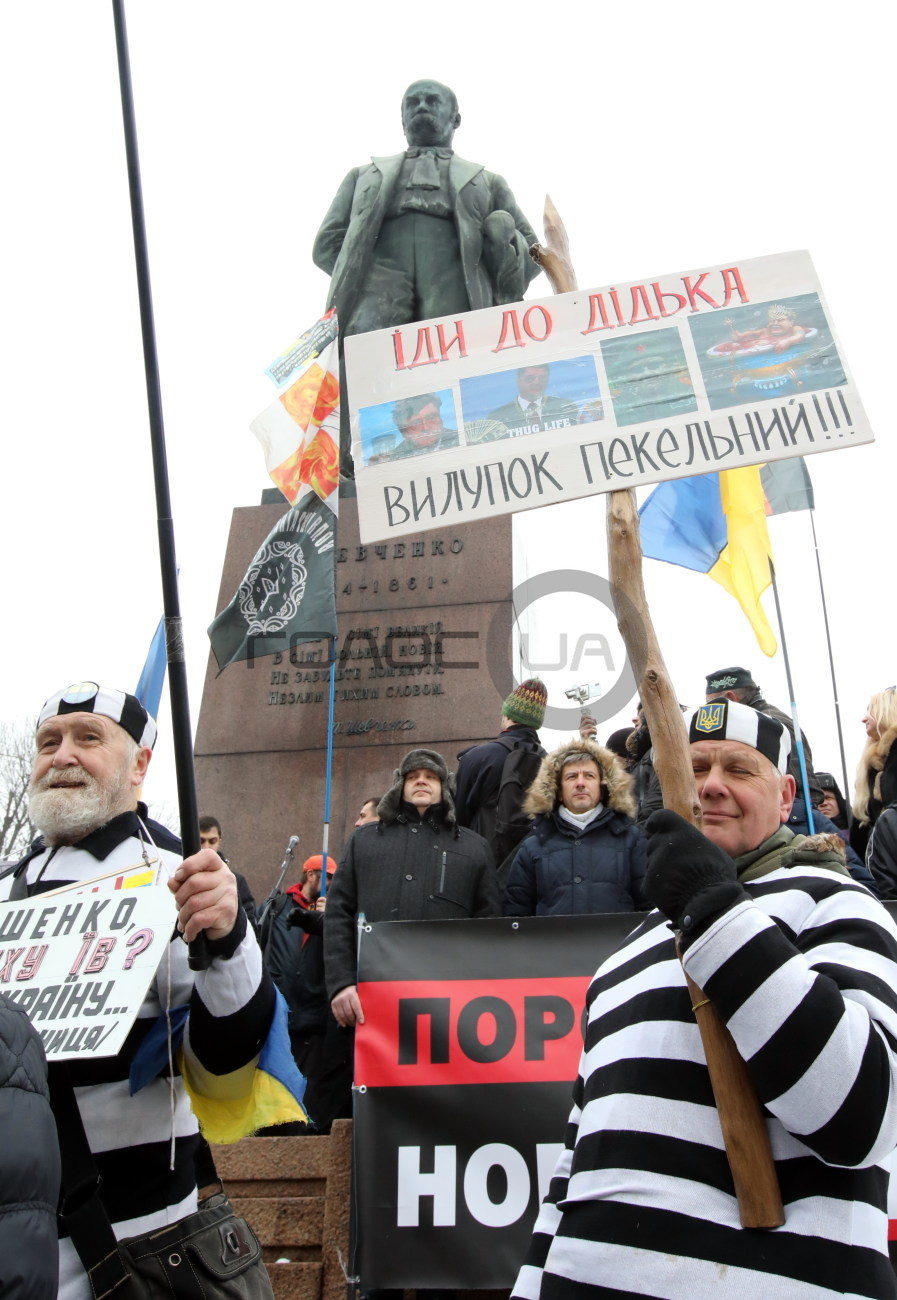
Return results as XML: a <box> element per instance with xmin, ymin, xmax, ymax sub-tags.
<box><xmin>208</xmin><ymin>491</ymin><xmax>337</xmax><ymax>671</ymax></box>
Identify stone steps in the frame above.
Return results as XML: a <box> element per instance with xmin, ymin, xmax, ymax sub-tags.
<box><xmin>231</xmin><ymin>1196</ymin><xmax>324</xmax><ymax>1249</ymax></box>
<box><xmin>211</xmin><ymin>1121</ymin><xmax>352</xmax><ymax>1300</ymax></box>
<box><xmin>212</xmin><ymin>1123</ymin><xmax>508</xmax><ymax>1300</ymax></box>
<box><xmin>264</xmin><ymin>1261</ymin><xmax>323</xmax><ymax>1300</ymax></box>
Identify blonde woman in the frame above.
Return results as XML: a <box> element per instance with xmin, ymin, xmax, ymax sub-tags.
<box><xmin>850</xmin><ymin>687</ymin><xmax>897</xmax><ymax>859</ymax></box>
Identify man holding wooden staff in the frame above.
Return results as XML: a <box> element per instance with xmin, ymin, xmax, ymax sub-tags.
<box><xmin>512</xmin><ymin>699</ymin><xmax>897</xmax><ymax>1300</ymax></box>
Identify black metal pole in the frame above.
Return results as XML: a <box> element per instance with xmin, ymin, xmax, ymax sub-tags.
<box><xmin>809</xmin><ymin>510</ymin><xmax>850</xmax><ymax>799</ymax></box>
<box><xmin>111</xmin><ymin>0</ymin><xmax>208</xmax><ymax>969</ymax></box>
<box><xmin>768</xmin><ymin>561</ymin><xmax>815</xmax><ymax>832</ymax></box>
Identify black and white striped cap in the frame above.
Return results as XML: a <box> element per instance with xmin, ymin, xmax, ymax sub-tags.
<box><xmin>37</xmin><ymin>681</ymin><xmax>157</xmax><ymax>750</ymax></box>
<box><xmin>687</xmin><ymin>699</ymin><xmax>790</xmax><ymax>774</ymax></box>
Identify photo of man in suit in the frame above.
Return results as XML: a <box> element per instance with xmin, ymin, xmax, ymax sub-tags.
<box><xmin>488</xmin><ymin>363</ymin><xmax>580</xmax><ymax>435</ymax></box>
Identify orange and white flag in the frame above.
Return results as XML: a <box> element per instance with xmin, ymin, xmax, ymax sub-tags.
<box><xmin>251</xmin><ymin>320</ymin><xmax>340</xmax><ymax>510</ymax></box>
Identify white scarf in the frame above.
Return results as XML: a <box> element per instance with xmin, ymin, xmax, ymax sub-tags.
<box><xmin>559</xmin><ymin>803</ymin><xmax>604</xmax><ymax>832</ymax></box>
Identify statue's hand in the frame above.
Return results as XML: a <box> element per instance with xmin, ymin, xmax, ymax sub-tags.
<box><xmin>483</xmin><ymin>211</ymin><xmax>528</xmax><ymax>303</ymax></box>
<box><xmin>483</xmin><ymin>210</ymin><xmax>516</xmax><ymax>241</ymax></box>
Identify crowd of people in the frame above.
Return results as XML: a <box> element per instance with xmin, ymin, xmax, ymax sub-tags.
<box><xmin>4</xmin><ymin>671</ymin><xmax>897</xmax><ymax>1297</ymax></box>
<box><xmin>264</xmin><ymin>670</ymin><xmax>897</xmax><ymax>1299</ymax></box>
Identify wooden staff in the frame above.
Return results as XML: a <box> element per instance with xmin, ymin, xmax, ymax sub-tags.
<box><xmin>531</xmin><ymin>201</ymin><xmax>784</xmax><ymax>1229</ymax></box>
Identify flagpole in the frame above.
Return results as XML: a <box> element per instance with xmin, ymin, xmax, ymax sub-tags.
<box><xmin>768</xmin><ymin>561</ymin><xmax>815</xmax><ymax>831</ymax></box>
<box><xmin>111</xmin><ymin>0</ymin><xmax>208</xmax><ymax>969</ymax></box>
<box><xmin>809</xmin><ymin>511</ymin><xmax>850</xmax><ymax>797</ymax></box>
<box><xmin>319</xmin><ymin>635</ymin><xmax>338</xmax><ymax>899</ymax></box>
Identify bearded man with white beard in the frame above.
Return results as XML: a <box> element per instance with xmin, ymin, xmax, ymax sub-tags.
<box><xmin>3</xmin><ymin>681</ymin><xmax>301</xmax><ymax>1300</ymax></box>
<box><xmin>27</xmin><ymin>726</ymin><xmax>141</xmax><ymax>845</ymax></box>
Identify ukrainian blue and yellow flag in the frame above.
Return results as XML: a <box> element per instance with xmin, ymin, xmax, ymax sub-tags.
<box><xmin>181</xmin><ymin>990</ymin><xmax>308</xmax><ymax>1141</ymax></box>
<box><xmin>638</xmin><ymin>465</ymin><xmax>777</xmax><ymax>656</ymax></box>
<box><xmin>131</xmin><ymin>989</ymin><xmax>308</xmax><ymax>1141</ymax></box>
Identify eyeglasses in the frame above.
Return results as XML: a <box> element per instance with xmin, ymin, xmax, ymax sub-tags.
<box><xmin>404</xmin><ymin>416</ymin><xmax>443</xmax><ymax>436</ymax></box>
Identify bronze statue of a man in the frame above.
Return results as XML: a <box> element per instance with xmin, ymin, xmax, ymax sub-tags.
<box><xmin>314</xmin><ymin>83</ymin><xmax>539</xmax><ymax>475</ymax></box>
<box><xmin>314</xmin><ymin>80</ymin><xmax>539</xmax><ymax>334</ymax></box>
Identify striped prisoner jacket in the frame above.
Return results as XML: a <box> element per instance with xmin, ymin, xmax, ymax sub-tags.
<box><xmin>513</xmin><ymin>828</ymin><xmax>897</xmax><ymax>1300</ymax></box>
<box><xmin>4</xmin><ymin>806</ymin><xmax>275</xmax><ymax>1300</ymax></box>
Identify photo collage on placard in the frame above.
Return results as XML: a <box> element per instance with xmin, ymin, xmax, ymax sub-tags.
<box><xmin>356</xmin><ymin>294</ymin><xmax>846</xmax><ymax>464</ymax></box>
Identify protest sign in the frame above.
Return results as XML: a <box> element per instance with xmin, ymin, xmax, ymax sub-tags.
<box><xmin>352</xmin><ymin>913</ymin><xmax>637</xmax><ymax>1288</ymax></box>
<box><xmin>0</xmin><ymin>861</ymin><xmax>177</xmax><ymax>1061</ymax></box>
<box><xmin>345</xmin><ymin>250</ymin><xmax>872</xmax><ymax>542</ymax></box>
<box><xmin>352</xmin><ymin>908</ymin><xmax>897</xmax><ymax>1289</ymax></box>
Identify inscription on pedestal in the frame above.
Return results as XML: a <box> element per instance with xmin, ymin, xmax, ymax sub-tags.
<box><xmin>194</xmin><ymin>499</ymin><xmax>512</xmax><ymax>886</ymax></box>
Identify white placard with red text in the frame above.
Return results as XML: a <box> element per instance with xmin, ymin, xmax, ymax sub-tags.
<box><xmin>346</xmin><ymin>250</ymin><xmax>872</xmax><ymax>541</ymax></box>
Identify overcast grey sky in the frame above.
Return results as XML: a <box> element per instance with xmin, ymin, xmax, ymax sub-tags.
<box><xmin>1</xmin><ymin>1</ymin><xmax>891</xmax><ymax>820</ymax></box>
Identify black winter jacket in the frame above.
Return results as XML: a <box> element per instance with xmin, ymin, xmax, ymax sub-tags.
<box><xmin>455</xmin><ymin>726</ymin><xmax>545</xmax><ymax>835</ymax></box>
<box><xmin>629</xmin><ymin>747</ymin><xmax>663</xmax><ymax>828</ymax></box>
<box><xmin>262</xmin><ymin>893</ymin><xmax>328</xmax><ymax>1037</ymax></box>
<box><xmin>867</xmin><ymin>804</ymin><xmax>897</xmax><ymax>901</ymax></box>
<box><xmin>0</xmin><ymin>994</ymin><xmax>60</xmax><ymax>1299</ymax></box>
<box><xmin>325</xmin><ymin>805</ymin><xmax>499</xmax><ymax>999</ymax></box>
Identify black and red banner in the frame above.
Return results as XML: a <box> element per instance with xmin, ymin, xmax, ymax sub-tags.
<box><xmin>352</xmin><ymin>913</ymin><xmax>641</xmax><ymax>1289</ymax></box>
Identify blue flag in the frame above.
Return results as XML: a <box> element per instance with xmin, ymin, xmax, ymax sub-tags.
<box><xmin>135</xmin><ymin>619</ymin><xmax>167</xmax><ymax>718</ymax></box>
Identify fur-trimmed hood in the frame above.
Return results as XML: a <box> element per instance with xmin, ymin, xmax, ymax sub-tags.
<box><xmin>523</xmin><ymin>737</ymin><xmax>637</xmax><ymax>820</ymax></box>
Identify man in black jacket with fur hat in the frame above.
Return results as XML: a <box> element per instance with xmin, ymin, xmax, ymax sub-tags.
<box><xmin>325</xmin><ymin>748</ymin><xmax>499</xmax><ymax>1028</ymax></box>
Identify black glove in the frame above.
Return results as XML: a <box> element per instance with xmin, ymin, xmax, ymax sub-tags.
<box><xmin>644</xmin><ymin>810</ymin><xmax>747</xmax><ymax>942</ymax></box>
<box><xmin>287</xmin><ymin>906</ymin><xmax>323</xmax><ymax>934</ymax></box>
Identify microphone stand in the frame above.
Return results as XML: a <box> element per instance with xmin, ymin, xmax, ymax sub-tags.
<box><xmin>257</xmin><ymin>836</ymin><xmax>300</xmax><ymax>928</ymax></box>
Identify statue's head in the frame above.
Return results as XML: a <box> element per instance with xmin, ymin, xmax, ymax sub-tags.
<box><xmin>401</xmin><ymin>80</ymin><xmax>460</xmax><ymax>148</ymax></box>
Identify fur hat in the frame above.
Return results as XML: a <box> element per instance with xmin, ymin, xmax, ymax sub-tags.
<box><xmin>502</xmin><ymin>678</ymin><xmax>547</xmax><ymax>728</ymax></box>
<box><xmin>377</xmin><ymin>748</ymin><xmax>457</xmax><ymax>827</ymax></box>
<box><xmin>524</xmin><ymin>737</ymin><xmax>636</xmax><ymax>820</ymax></box>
